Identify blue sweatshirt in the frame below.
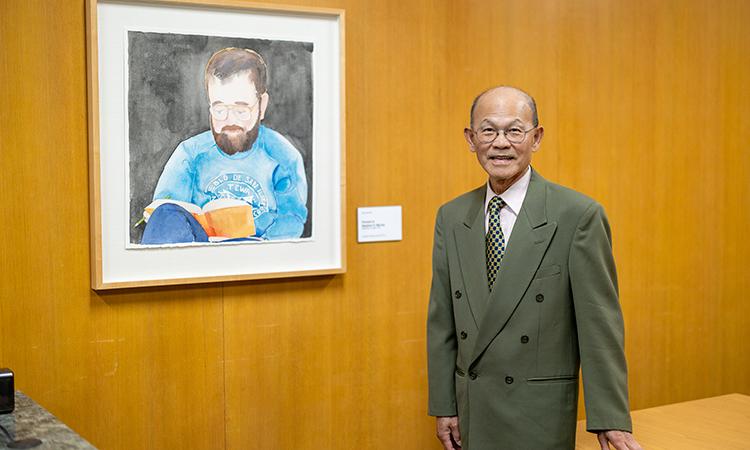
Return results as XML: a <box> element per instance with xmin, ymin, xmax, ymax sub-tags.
<box><xmin>152</xmin><ymin>125</ymin><xmax>308</xmax><ymax>239</ymax></box>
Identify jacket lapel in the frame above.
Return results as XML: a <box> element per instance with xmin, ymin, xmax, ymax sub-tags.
<box><xmin>470</xmin><ymin>170</ymin><xmax>557</xmax><ymax>368</ymax></box>
<box><xmin>454</xmin><ymin>187</ymin><xmax>489</xmax><ymax>328</ymax></box>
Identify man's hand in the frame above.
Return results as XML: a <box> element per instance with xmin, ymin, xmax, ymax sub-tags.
<box><xmin>436</xmin><ymin>416</ymin><xmax>461</xmax><ymax>449</ymax></box>
<box><xmin>597</xmin><ymin>430</ymin><xmax>643</xmax><ymax>450</ymax></box>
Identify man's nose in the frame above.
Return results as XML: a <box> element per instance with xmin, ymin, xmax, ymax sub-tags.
<box><xmin>215</xmin><ymin>115</ymin><xmax>241</xmax><ymax>127</ymax></box>
<box><xmin>491</xmin><ymin>132</ymin><xmax>511</xmax><ymax>147</ymax></box>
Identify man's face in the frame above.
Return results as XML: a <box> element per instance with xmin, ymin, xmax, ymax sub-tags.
<box><xmin>207</xmin><ymin>73</ymin><xmax>269</xmax><ymax>155</ymax></box>
<box><xmin>464</xmin><ymin>88</ymin><xmax>543</xmax><ymax>193</ymax></box>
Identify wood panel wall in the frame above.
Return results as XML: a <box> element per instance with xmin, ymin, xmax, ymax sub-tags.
<box><xmin>1</xmin><ymin>0</ymin><xmax>748</xmax><ymax>449</ymax></box>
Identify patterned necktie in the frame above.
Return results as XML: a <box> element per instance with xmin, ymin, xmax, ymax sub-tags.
<box><xmin>486</xmin><ymin>196</ymin><xmax>506</xmax><ymax>290</ymax></box>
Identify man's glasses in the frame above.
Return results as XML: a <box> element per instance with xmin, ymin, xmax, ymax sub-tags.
<box><xmin>471</xmin><ymin>126</ymin><xmax>537</xmax><ymax>144</ymax></box>
<box><xmin>209</xmin><ymin>97</ymin><xmax>260</xmax><ymax>121</ymax></box>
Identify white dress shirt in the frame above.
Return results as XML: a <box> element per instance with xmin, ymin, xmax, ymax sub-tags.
<box><xmin>484</xmin><ymin>166</ymin><xmax>532</xmax><ymax>239</ymax></box>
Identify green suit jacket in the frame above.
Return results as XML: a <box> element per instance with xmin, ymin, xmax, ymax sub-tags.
<box><xmin>427</xmin><ymin>169</ymin><xmax>632</xmax><ymax>449</ymax></box>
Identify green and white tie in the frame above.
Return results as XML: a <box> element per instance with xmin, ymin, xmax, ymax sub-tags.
<box><xmin>486</xmin><ymin>196</ymin><xmax>506</xmax><ymax>290</ymax></box>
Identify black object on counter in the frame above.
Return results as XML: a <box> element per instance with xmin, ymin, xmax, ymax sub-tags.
<box><xmin>0</xmin><ymin>369</ymin><xmax>13</xmax><ymax>414</ymax></box>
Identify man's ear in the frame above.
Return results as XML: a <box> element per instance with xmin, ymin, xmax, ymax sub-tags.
<box><xmin>531</xmin><ymin>126</ymin><xmax>544</xmax><ymax>151</ymax></box>
<box><xmin>464</xmin><ymin>128</ymin><xmax>477</xmax><ymax>153</ymax></box>
<box><xmin>259</xmin><ymin>92</ymin><xmax>270</xmax><ymax>120</ymax></box>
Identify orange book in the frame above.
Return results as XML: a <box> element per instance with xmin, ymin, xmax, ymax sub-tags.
<box><xmin>143</xmin><ymin>198</ymin><xmax>255</xmax><ymax>240</ymax></box>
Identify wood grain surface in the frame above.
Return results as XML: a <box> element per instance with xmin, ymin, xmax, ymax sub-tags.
<box><xmin>575</xmin><ymin>394</ymin><xmax>750</xmax><ymax>449</ymax></box>
<box><xmin>0</xmin><ymin>0</ymin><xmax>748</xmax><ymax>448</ymax></box>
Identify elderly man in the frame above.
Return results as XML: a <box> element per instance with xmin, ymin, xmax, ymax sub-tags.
<box><xmin>142</xmin><ymin>47</ymin><xmax>307</xmax><ymax>244</ymax></box>
<box><xmin>427</xmin><ymin>86</ymin><xmax>642</xmax><ymax>450</ymax></box>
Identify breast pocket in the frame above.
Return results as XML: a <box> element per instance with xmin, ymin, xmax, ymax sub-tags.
<box><xmin>534</xmin><ymin>264</ymin><xmax>561</xmax><ymax>279</ymax></box>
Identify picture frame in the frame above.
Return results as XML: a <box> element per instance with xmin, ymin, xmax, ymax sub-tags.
<box><xmin>86</xmin><ymin>0</ymin><xmax>346</xmax><ymax>289</ymax></box>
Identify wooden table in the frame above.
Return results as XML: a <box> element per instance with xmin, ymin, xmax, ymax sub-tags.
<box><xmin>575</xmin><ymin>393</ymin><xmax>750</xmax><ymax>449</ymax></box>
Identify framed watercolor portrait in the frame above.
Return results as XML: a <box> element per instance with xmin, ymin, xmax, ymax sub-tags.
<box><xmin>86</xmin><ymin>0</ymin><xmax>345</xmax><ymax>289</ymax></box>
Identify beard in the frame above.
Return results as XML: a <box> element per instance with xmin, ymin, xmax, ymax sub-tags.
<box><xmin>211</xmin><ymin>122</ymin><xmax>260</xmax><ymax>156</ymax></box>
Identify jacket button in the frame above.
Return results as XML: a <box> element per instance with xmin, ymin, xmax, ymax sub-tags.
<box><xmin>460</xmin><ymin>331</ymin><xmax>467</xmax><ymax>340</ymax></box>
<box><xmin>505</xmin><ymin>376</ymin><xmax>514</xmax><ymax>384</ymax></box>
<box><xmin>520</xmin><ymin>335</ymin><xmax>529</xmax><ymax>344</ymax></box>
<box><xmin>469</xmin><ymin>372</ymin><xmax>477</xmax><ymax>380</ymax></box>
<box><xmin>456</xmin><ymin>368</ymin><xmax>465</xmax><ymax>377</ymax></box>
<box><xmin>454</xmin><ymin>290</ymin><xmax>462</xmax><ymax>299</ymax></box>
<box><xmin>536</xmin><ymin>294</ymin><xmax>544</xmax><ymax>302</ymax></box>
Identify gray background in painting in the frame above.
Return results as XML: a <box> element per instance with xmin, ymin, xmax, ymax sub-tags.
<box><xmin>127</xmin><ymin>31</ymin><xmax>313</xmax><ymax>243</ymax></box>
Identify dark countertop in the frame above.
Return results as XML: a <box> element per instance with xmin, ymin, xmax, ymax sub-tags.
<box><xmin>0</xmin><ymin>392</ymin><xmax>96</xmax><ymax>449</ymax></box>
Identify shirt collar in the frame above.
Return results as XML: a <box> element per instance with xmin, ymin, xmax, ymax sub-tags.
<box><xmin>484</xmin><ymin>165</ymin><xmax>532</xmax><ymax>216</ymax></box>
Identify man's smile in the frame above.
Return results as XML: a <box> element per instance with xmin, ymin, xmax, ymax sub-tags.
<box><xmin>488</xmin><ymin>154</ymin><xmax>516</xmax><ymax>164</ymax></box>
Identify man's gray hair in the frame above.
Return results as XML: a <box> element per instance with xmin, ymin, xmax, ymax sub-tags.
<box><xmin>469</xmin><ymin>86</ymin><xmax>539</xmax><ymax>128</ymax></box>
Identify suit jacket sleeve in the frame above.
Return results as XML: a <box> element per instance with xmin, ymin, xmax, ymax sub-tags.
<box><xmin>426</xmin><ymin>206</ymin><xmax>458</xmax><ymax>416</ymax></box>
<box><xmin>570</xmin><ymin>202</ymin><xmax>633</xmax><ymax>432</ymax></box>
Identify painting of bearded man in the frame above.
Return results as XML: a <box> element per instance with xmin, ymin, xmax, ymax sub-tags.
<box><xmin>137</xmin><ymin>45</ymin><xmax>309</xmax><ymax>245</ymax></box>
